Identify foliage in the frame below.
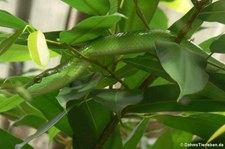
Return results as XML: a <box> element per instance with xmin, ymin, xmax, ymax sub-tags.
<box><xmin>0</xmin><ymin>0</ymin><xmax>225</xmax><ymax>149</ymax></box>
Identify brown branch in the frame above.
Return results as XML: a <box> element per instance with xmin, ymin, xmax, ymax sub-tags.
<box><xmin>95</xmin><ymin>109</ymin><xmax>127</xmax><ymax>149</ymax></box>
<box><xmin>175</xmin><ymin>0</ymin><xmax>211</xmax><ymax>43</ymax></box>
<box><xmin>139</xmin><ymin>74</ymin><xmax>157</xmax><ymax>90</ymax></box>
<box><xmin>95</xmin><ymin>116</ymin><xmax>119</xmax><ymax>149</ymax></box>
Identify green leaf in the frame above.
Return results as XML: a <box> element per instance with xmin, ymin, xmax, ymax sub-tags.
<box><xmin>199</xmin><ymin>35</ymin><xmax>219</xmax><ymax>53</ymax></box>
<box><xmin>124</xmin><ymin>118</ymin><xmax>149</xmax><ymax>149</ymax></box>
<box><xmin>93</xmin><ymin>89</ymin><xmax>143</xmax><ymax>115</ymax></box>
<box><xmin>149</xmin><ymin>8</ymin><xmax>168</xmax><ymax>30</ymax></box>
<box><xmin>198</xmin><ymin>1</ymin><xmax>225</xmax><ymax>24</ymax></box>
<box><xmin>0</xmin><ymin>10</ymin><xmax>27</xmax><ymax>29</ymax></box>
<box><xmin>197</xmin><ymin>82</ymin><xmax>225</xmax><ymax>100</ymax></box>
<box><xmin>0</xmin><ymin>95</ymin><xmax>24</xmax><ymax>113</ymax></box>
<box><xmin>150</xmin><ymin>77</ymin><xmax>172</xmax><ymax>87</ymax></box>
<box><xmin>15</xmin><ymin>106</ymin><xmax>73</xmax><ymax>149</ymax></box>
<box><xmin>0</xmin><ymin>76</ymin><xmax>32</xmax><ymax>85</ymax></box>
<box><xmin>209</xmin><ymin>73</ymin><xmax>225</xmax><ymax>91</ymax></box>
<box><xmin>170</xmin><ymin>129</ymin><xmax>193</xmax><ymax>149</ymax></box>
<box><xmin>19</xmin><ymin>102</ymin><xmax>46</xmax><ymax>118</ymax></box>
<box><xmin>123</xmin><ymin>55</ymin><xmax>172</xmax><ymax>81</ymax></box>
<box><xmin>0</xmin><ymin>29</ymin><xmax>24</xmax><ymax>56</ymax></box>
<box><xmin>57</xmin><ymin>87</ymin><xmax>87</xmax><ymax>110</ymax></box>
<box><xmin>155</xmin><ymin>41</ymin><xmax>209</xmax><ymax>101</ymax></box>
<box><xmin>48</xmin><ymin>127</ymin><xmax>60</xmax><ymax>144</ymax></box>
<box><xmin>12</xmin><ymin>114</ymin><xmax>47</xmax><ymax>129</ymax></box>
<box><xmin>124</xmin><ymin>70</ymin><xmax>149</xmax><ymax>89</ymax></box>
<box><xmin>0</xmin><ymin>44</ymin><xmax>58</xmax><ymax>62</ymax></box>
<box><xmin>31</xmin><ymin>92</ymin><xmax>73</xmax><ymax>136</ymax></box>
<box><xmin>129</xmin><ymin>85</ymin><xmax>225</xmax><ymax>113</ymax></box>
<box><xmin>119</xmin><ymin>0</ymin><xmax>159</xmax><ymax>32</ymax></box>
<box><xmin>154</xmin><ymin>113</ymin><xmax>225</xmax><ymax>140</ymax></box>
<box><xmin>56</xmin><ymin>73</ymin><xmax>103</xmax><ymax>109</ymax></box>
<box><xmin>68</xmin><ymin>100</ymin><xmax>123</xmax><ymax>149</ymax></box>
<box><xmin>151</xmin><ymin>129</ymin><xmax>192</xmax><ymax>149</ymax></box>
<box><xmin>207</xmin><ymin>124</ymin><xmax>225</xmax><ymax>144</ymax></box>
<box><xmin>28</xmin><ymin>30</ymin><xmax>50</xmax><ymax>67</ymax></box>
<box><xmin>60</xmin><ymin>14</ymin><xmax>123</xmax><ymax>44</ymax></box>
<box><xmin>106</xmin><ymin>127</ymin><xmax>123</xmax><ymax>149</ymax></box>
<box><xmin>210</xmin><ymin>34</ymin><xmax>225</xmax><ymax>53</ymax></box>
<box><xmin>151</xmin><ymin>131</ymin><xmax>173</xmax><ymax>149</ymax></box>
<box><xmin>62</xmin><ymin>0</ymin><xmax>109</xmax><ymax>15</ymax></box>
<box><xmin>0</xmin><ymin>129</ymin><xmax>32</xmax><ymax>149</ymax></box>
<box><xmin>115</xmin><ymin>64</ymin><xmax>139</xmax><ymax>78</ymax></box>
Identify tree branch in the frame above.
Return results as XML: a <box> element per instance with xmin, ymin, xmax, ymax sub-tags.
<box><xmin>175</xmin><ymin>0</ymin><xmax>211</xmax><ymax>43</ymax></box>
<box><xmin>139</xmin><ymin>74</ymin><xmax>157</xmax><ymax>90</ymax></box>
<box><xmin>95</xmin><ymin>109</ymin><xmax>127</xmax><ymax>149</ymax></box>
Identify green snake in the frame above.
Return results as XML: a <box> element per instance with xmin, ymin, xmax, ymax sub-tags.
<box><xmin>27</xmin><ymin>30</ymin><xmax>225</xmax><ymax>96</ymax></box>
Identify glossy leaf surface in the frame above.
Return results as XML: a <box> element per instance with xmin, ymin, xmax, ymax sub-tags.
<box><xmin>68</xmin><ymin>100</ymin><xmax>123</xmax><ymax>149</ymax></box>
<box><xmin>124</xmin><ymin>118</ymin><xmax>149</xmax><ymax>149</ymax></box>
<box><xmin>0</xmin><ymin>29</ymin><xmax>24</xmax><ymax>56</ymax></box>
<box><xmin>93</xmin><ymin>89</ymin><xmax>143</xmax><ymax>115</ymax></box>
<box><xmin>119</xmin><ymin>0</ymin><xmax>159</xmax><ymax>31</ymax></box>
<box><xmin>199</xmin><ymin>1</ymin><xmax>225</xmax><ymax>24</ymax></box>
<box><xmin>155</xmin><ymin>41</ymin><xmax>209</xmax><ymax>101</ymax></box>
<box><xmin>62</xmin><ymin>0</ymin><xmax>109</xmax><ymax>15</ymax></box>
<box><xmin>0</xmin><ymin>10</ymin><xmax>27</xmax><ymax>29</ymax></box>
<box><xmin>207</xmin><ymin>124</ymin><xmax>225</xmax><ymax>144</ymax></box>
<box><xmin>0</xmin><ymin>129</ymin><xmax>32</xmax><ymax>149</ymax></box>
<box><xmin>154</xmin><ymin>113</ymin><xmax>225</xmax><ymax>140</ymax></box>
<box><xmin>60</xmin><ymin>14</ymin><xmax>122</xmax><ymax>44</ymax></box>
<box><xmin>15</xmin><ymin>108</ymin><xmax>72</xmax><ymax>149</ymax></box>
<box><xmin>129</xmin><ymin>85</ymin><xmax>225</xmax><ymax>113</ymax></box>
<box><xmin>0</xmin><ymin>95</ymin><xmax>24</xmax><ymax>113</ymax></box>
<box><xmin>210</xmin><ymin>34</ymin><xmax>225</xmax><ymax>53</ymax></box>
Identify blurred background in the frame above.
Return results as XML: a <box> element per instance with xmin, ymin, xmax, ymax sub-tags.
<box><xmin>0</xmin><ymin>0</ymin><xmax>225</xmax><ymax>148</ymax></box>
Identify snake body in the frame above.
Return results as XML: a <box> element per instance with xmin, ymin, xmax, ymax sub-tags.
<box><xmin>28</xmin><ymin>30</ymin><xmax>225</xmax><ymax>96</ymax></box>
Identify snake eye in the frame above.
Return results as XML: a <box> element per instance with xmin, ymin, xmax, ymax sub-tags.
<box><xmin>34</xmin><ymin>76</ymin><xmax>42</xmax><ymax>83</ymax></box>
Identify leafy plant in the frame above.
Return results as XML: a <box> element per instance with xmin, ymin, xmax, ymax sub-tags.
<box><xmin>0</xmin><ymin>0</ymin><xmax>225</xmax><ymax>149</ymax></box>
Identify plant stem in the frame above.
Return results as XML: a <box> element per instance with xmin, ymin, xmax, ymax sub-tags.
<box><xmin>175</xmin><ymin>0</ymin><xmax>209</xmax><ymax>43</ymax></box>
<box><xmin>206</xmin><ymin>52</ymin><xmax>214</xmax><ymax>60</ymax></box>
<box><xmin>95</xmin><ymin>116</ymin><xmax>119</xmax><ymax>149</ymax></box>
<box><xmin>46</xmin><ymin>39</ymin><xmax>63</xmax><ymax>47</ymax></box>
<box><xmin>208</xmin><ymin>62</ymin><xmax>225</xmax><ymax>72</ymax></box>
<box><xmin>94</xmin><ymin>72</ymin><xmax>157</xmax><ymax>149</ymax></box>
<box><xmin>95</xmin><ymin>109</ymin><xmax>127</xmax><ymax>149</ymax></box>
<box><xmin>133</xmin><ymin>0</ymin><xmax>150</xmax><ymax>30</ymax></box>
<box><xmin>139</xmin><ymin>74</ymin><xmax>157</xmax><ymax>90</ymax></box>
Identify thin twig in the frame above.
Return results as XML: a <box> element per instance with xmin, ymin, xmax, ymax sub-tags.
<box><xmin>94</xmin><ymin>65</ymin><xmax>158</xmax><ymax>149</ymax></box>
<box><xmin>95</xmin><ymin>109</ymin><xmax>127</xmax><ymax>149</ymax></box>
<box><xmin>139</xmin><ymin>74</ymin><xmax>157</xmax><ymax>90</ymax></box>
<box><xmin>175</xmin><ymin>9</ymin><xmax>200</xmax><ymax>43</ymax></box>
<box><xmin>133</xmin><ymin>0</ymin><xmax>150</xmax><ymax>30</ymax></box>
<box><xmin>206</xmin><ymin>52</ymin><xmax>214</xmax><ymax>60</ymax></box>
<box><xmin>208</xmin><ymin>62</ymin><xmax>225</xmax><ymax>72</ymax></box>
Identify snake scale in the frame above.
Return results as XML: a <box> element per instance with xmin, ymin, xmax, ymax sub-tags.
<box><xmin>27</xmin><ymin>30</ymin><xmax>225</xmax><ymax>96</ymax></box>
